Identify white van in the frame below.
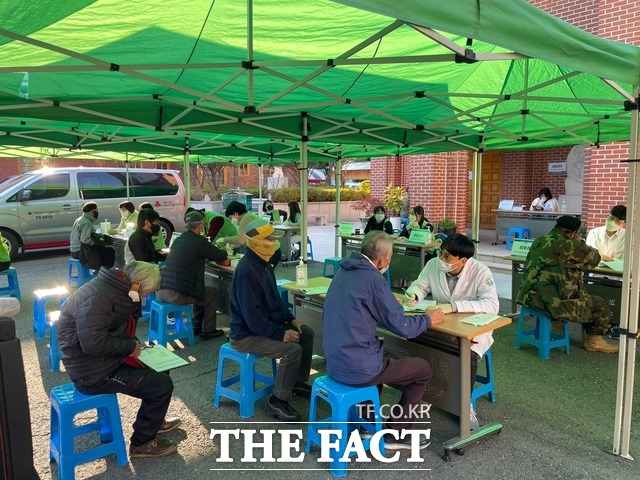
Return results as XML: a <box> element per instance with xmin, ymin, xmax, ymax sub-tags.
<box><xmin>0</xmin><ymin>167</ymin><xmax>186</xmax><ymax>257</ymax></box>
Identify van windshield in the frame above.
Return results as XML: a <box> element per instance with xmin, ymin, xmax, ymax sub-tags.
<box><xmin>0</xmin><ymin>173</ymin><xmax>36</xmax><ymax>193</ymax></box>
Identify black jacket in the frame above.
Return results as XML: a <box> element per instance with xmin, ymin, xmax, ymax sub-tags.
<box><xmin>229</xmin><ymin>247</ymin><xmax>294</xmax><ymax>341</ymax></box>
<box><xmin>160</xmin><ymin>230</ymin><xmax>227</xmax><ymax>301</ymax></box>
<box><xmin>400</xmin><ymin>218</ymin><xmax>434</xmax><ymax>238</ymax></box>
<box><xmin>128</xmin><ymin>228</ymin><xmax>163</xmax><ymax>263</ymax></box>
<box><xmin>364</xmin><ymin>216</ymin><xmax>393</xmax><ymax>235</ymax></box>
<box><xmin>58</xmin><ymin>268</ymin><xmax>137</xmax><ymax>384</ymax></box>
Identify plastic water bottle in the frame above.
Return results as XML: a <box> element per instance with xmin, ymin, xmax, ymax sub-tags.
<box><xmin>425</xmin><ymin>225</ymin><xmax>432</xmax><ymax>244</ymax></box>
<box><xmin>296</xmin><ymin>259</ymin><xmax>308</xmax><ymax>287</ymax></box>
<box><xmin>561</xmin><ymin>198</ymin><xmax>567</xmax><ymax>212</ymax></box>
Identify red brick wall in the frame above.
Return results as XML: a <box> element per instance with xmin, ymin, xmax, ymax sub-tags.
<box><xmin>529</xmin><ymin>0</ymin><xmax>599</xmax><ymax>33</ymax></box>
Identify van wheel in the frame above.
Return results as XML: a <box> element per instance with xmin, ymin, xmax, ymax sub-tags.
<box><xmin>159</xmin><ymin>220</ymin><xmax>172</xmax><ymax>245</ymax></box>
<box><xmin>0</xmin><ymin>230</ymin><xmax>19</xmax><ymax>258</ymax></box>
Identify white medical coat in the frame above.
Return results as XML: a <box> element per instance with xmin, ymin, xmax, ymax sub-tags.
<box><xmin>406</xmin><ymin>257</ymin><xmax>499</xmax><ymax>358</ymax></box>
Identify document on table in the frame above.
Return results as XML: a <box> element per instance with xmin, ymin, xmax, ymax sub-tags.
<box><xmin>459</xmin><ymin>314</ymin><xmax>500</xmax><ymax>326</ymax></box>
<box><xmin>138</xmin><ymin>344</ymin><xmax>189</xmax><ymax>372</ymax></box>
<box><xmin>300</xmin><ymin>285</ymin><xmax>330</xmax><ymax>295</ymax></box>
<box><xmin>602</xmin><ymin>259</ymin><xmax>624</xmax><ymax>272</ymax></box>
<box><xmin>403</xmin><ymin>299</ymin><xmax>437</xmax><ymax>312</ymax></box>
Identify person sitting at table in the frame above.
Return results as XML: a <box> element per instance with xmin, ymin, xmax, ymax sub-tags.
<box><xmin>404</xmin><ymin>233</ymin><xmax>498</xmax><ymax>430</ymax></box>
<box><xmin>124</xmin><ymin>209</ymin><xmax>167</xmax><ymax>264</ymax></box>
<box><xmin>229</xmin><ymin>218</ymin><xmax>314</xmax><ymax>422</ymax></box>
<box><xmin>157</xmin><ymin>211</ymin><xmax>228</xmax><ymax>340</ymax></box>
<box><xmin>138</xmin><ymin>202</ymin><xmax>166</xmax><ymax>249</ymax></box>
<box><xmin>58</xmin><ymin>260</ymin><xmax>181</xmax><ymax>458</ymax></box>
<box><xmin>110</xmin><ymin>201</ymin><xmax>138</xmax><ymax>234</ymax></box>
<box><xmin>216</xmin><ymin>201</ymin><xmax>260</xmax><ymax>248</ymax></box>
<box><xmin>262</xmin><ymin>200</ymin><xmax>288</xmax><ymax>223</ymax></box>
<box><xmin>529</xmin><ymin>187</ymin><xmax>559</xmax><ymax>212</ymax></box>
<box><xmin>586</xmin><ymin>205</ymin><xmax>626</xmax><ymax>261</ymax></box>
<box><xmin>185</xmin><ymin>207</ymin><xmax>237</xmax><ymax>245</ymax></box>
<box><xmin>323</xmin><ymin>231</ymin><xmax>443</xmax><ymax>449</ymax></box>
<box><xmin>517</xmin><ymin>215</ymin><xmax>617</xmax><ymax>353</ymax></box>
<box><xmin>0</xmin><ymin>231</ymin><xmax>10</xmax><ymax>272</ymax></box>
<box><xmin>399</xmin><ymin>206</ymin><xmax>433</xmax><ymax>238</ymax></box>
<box><xmin>284</xmin><ymin>201</ymin><xmax>303</xmax><ymax>259</ymax></box>
<box><xmin>70</xmin><ymin>202</ymin><xmax>115</xmax><ymax>270</ymax></box>
<box><xmin>364</xmin><ymin>205</ymin><xmax>393</xmax><ymax>235</ymax></box>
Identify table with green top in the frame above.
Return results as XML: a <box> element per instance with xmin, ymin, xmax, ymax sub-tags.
<box><xmin>281</xmin><ymin>276</ymin><xmax>511</xmax><ymax>460</ymax></box>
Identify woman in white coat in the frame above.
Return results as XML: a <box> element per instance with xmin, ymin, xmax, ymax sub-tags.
<box><xmin>530</xmin><ymin>187</ymin><xmax>560</xmax><ymax>212</ymax></box>
<box><xmin>404</xmin><ymin>234</ymin><xmax>499</xmax><ymax>429</ymax></box>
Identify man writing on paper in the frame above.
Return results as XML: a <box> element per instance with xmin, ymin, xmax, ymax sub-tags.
<box><xmin>58</xmin><ymin>261</ymin><xmax>181</xmax><ymax>458</ymax></box>
<box><xmin>323</xmin><ymin>231</ymin><xmax>444</xmax><ymax>450</ymax></box>
<box><xmin>229</xmin><ymin>219</ymin><xmax>314</xmax><ymax>422</ymax></box>
<box><xmin>517</xmin><ymin>215</ymin><xmax>617</xmax><ymax>353</ymax></box>
<box><xmin>404</xmin><ymin>234</ymin><xmax>498</xmax><ymax>430</ymax></box>
<box><xmin>586</xmin><ymin>205</ymin><xmax>626</xmax><ymax>261</ymax></box>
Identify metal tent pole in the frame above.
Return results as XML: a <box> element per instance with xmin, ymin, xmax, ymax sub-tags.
<box><xmin>247</xmin><ymin>0</ymin><xmax>254</xmax><ymax>108</ymax></box>
<box><xmin>184</xmin><ymin>138</ymin><xmax>191</xmax><ymax>207</ymax></box>
<box><xmin>613</xmin><ymin>84</ymin><xmax>639</xmax><ymax>459</ymax></box>
<box><xmin>471</xmin><ymin>149</ymin><xmax>482</xmax><ymax>258</ymax></box>
<box><xmin>334</xmin><ymin>157</ymin><xmax>342</xmax><ymax>257</ymax></box>
<box><xmin>300</xmin><ymin>114</ymin><xmax>308</xmax><ymax>260</ymax></box>
<box><xmin>125</xmin><ymin>152</ymin><xmax>130</xmax><ymax>201</ymax></box>
<box><xmin>258</xmin><ymin>162</ymin><xmax>263</xmax><ymax>203</ymax></box>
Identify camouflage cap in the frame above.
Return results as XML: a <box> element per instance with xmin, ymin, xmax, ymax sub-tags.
<box><xmin>556</xmin><ymin>215</ymin><xmax>581</xmax><ymax>232</ymax></box>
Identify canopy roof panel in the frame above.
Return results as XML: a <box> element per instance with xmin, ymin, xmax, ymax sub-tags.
<box><xmin>0</xmin><ymin>0</ymin><xmax>638</xmax><ymax>160</ymax></box>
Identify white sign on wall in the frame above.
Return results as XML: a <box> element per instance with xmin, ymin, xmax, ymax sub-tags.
<box><xmin>548</xmin><ymin>161</ymin><xmax>566</xmax><ymax>173</ymax></box>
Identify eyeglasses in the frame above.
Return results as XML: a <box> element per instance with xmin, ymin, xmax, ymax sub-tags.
<box><xmin>437</xmin><ymin>250</ymin><xmax>458</xmax><ymax>262</ymax></box>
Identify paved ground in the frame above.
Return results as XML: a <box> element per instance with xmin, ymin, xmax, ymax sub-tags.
<box><xmin>5</xmin><ymin>238</ymin><xmax>640</xmax><ymax>479</ymax></box>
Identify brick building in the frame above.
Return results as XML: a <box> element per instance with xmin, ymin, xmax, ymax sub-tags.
<box><xmin>370</xmin><ymin>0</ymin><xmax>636</xmax><ymax>233</ymax></box>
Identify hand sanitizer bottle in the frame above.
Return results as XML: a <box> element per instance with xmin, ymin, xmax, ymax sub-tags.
<box><xmin>425</xmin><ymin>225</ymin><xmax>432</xmax><ymax>244</ymax></box>
<box><xmin>561</xmin><ymin>198</ymin><xmax>567</xmax><ymax>212</ymax></box>
<box><xmin>296</xmin><ymin>259</ymin><xmax>308</xmax><ymax>287</ymax></box>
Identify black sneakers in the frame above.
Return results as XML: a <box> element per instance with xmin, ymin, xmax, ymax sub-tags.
<box><xmin>198</xmin><ymin>328</ymin><xmax>225</xmax><ymax>340</ymax></box>
<box><xmin>265</xmin><ymin>395</ymin><xmax>301</xmax><ymax>422</ymax></box>
<box><xmin>292</xmin><ymin>382</ymin><xmax>312</xmax><ymax>398</ymax></box>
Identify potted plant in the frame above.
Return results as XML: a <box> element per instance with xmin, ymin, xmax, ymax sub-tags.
<box><xmin>437</xmin><ymin>218</ymin><xmax>458</xmax><ymax>236</ymax></box>
<box><xmin>353</xmin><ymin>197</ymin><xmax>383</xmax><ymax>229</ymax></box>
<box><xmin>383</xmin><ymin>183</ymin><xmax>406</xmax><ymax>230</ymax></box>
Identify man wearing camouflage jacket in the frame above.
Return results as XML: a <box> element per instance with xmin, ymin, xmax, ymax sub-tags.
<box><xmin>516</xmin><ymin>215</ymin><xmax>617</xmax><ymax>353</ymax></box>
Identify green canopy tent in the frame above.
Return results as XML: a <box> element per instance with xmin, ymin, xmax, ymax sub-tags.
<box><xmin>0</xmin><ymin>0</ymin><xmax>638</xmax><ymax>458</ymax></box>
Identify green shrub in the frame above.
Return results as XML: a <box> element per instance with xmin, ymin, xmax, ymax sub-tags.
<box><xmin>269</xmin><ymin>187</ymin><xmax>365</xmax><ymax>203</ymax></box>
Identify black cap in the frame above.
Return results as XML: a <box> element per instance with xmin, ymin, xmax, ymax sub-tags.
<box><xmin>556</xmin><ymin>215</ymin><xmax>581</xmax><ymax>232</ymax></box>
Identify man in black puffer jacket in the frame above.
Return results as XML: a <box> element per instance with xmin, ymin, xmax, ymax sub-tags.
<box><xmin>58</xmin><ymin>261</ymin><xmax>180</xmax><ymax>459</ymax></box>
<box><xmin>157</xmin><ymin>210</ymin><xmax>228</xmax><ymax>340</ymax></box>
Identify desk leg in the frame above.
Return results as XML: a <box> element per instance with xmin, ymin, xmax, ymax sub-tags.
<box><xmin>442</xmin><ymin>338</ymin><xmax>503</xmax><ymax>461</ymax></box>
<box><xmin>511</xmin><ymin>262</ymin><xmax>517</xmax><ymax>314</ymax></box>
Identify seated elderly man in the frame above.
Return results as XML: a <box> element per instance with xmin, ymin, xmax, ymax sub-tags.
<box><xmin>157</xmin><ymin>210</ymin><xmax>228</xmax><ymax>340</ymax></box>
<box><xmin>58</xmin><ymin>261</ymin><xmax>180</xmax><ymax>458</ymax></box>
<box><xmin>70</xmin><ymin>201</ymin><xmax>115</xmax><ymax>269</ymax></box>
<box><xmin>323</xmin><ymin>231</ymin><xmax>443</xmax><ymax>450</ymax></box>
<box><xmin>229</xmin><ymin>219</ymin><xmax>314</xmax><ymax>422</ymax></box>
<box><xmin>405</xmin><ymin>233</ymin><xmax>499</xmax><ymax>430</ymax></box>
<box><xmin>125</xmin><ymin>208</ymin><xmax>167</xmax><ymax>264</ymax></box>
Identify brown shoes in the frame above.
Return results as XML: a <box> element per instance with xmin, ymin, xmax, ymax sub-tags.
<box><xmin>584</xmin><ymin>334</ymin><xmax>619</xmax><ymax>353</ymax></box>
<box><xmin>158</xmin><ymin>417</ymin><xmax>182</xmax><ymax>434</ymax></box>
<box><xmin>129</xmin><ymin>437</ymin><xmax>178</xmax><ymax>458</ymax></box>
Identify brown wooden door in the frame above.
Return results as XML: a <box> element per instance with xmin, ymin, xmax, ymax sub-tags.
<box><xmin>479</xmin><ymin>151</ymin><xmax>502</xmax><ymax>229</ymax></box>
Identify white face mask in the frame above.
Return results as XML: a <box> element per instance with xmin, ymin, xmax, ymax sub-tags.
<box><xmin>409</xmin><ymin>214</ymin><xmax>417</xmax><ymax>223</ymax></box>
<box><xmin>231</xmin><ymin>217</ymin><xmax>240</xmax><ymax>227</ymax></box>
<box><xmin>128</xmin><ymin>290</ymin><xmax>140</xmax><ymax>303</ymax></box>
<box><xmin>437</xmin><ymin>257</ymin><xmax>462</xmax><ymax>273</ymax></box>
<box><xmin>605</xmin><ymin>219</ymin><xmax>621</xmax><ymax>232</ymax></box>
<box><xmin>120</xmin><ymin>209</ymin><xmax>129</xmax><ymax>218</ymax></box>
<box><xmin>379</xmin><ymin>265</ymin><xmax>389</xmax><ymax>275</ymax></box>
<box><xmin>540</xmin><ymin>196</ymin><xmax>547</xmax><ymax>202</ymax></box>
<box><xmin>374</xmin><ymin>213</ymin><xmax>385</xmax><ymax>223</ymax></box>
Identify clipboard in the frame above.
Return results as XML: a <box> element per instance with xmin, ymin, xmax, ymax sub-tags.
<box><xmin>138</xmin><ymin>344</ymin><xmax>189</xmax><ymax>372</ymax></box>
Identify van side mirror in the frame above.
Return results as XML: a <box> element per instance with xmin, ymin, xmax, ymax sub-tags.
<box><xmin>18</xmin><ymin>190</ymin><xmax>32</xmax><ymax>202</ymax></box>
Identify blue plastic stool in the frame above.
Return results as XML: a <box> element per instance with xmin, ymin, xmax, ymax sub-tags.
<box><xmin>148</xmin><ymin>301</ymin><xmax>195</xmax><ymax>347</ymax></box>
<box><xmin>67</xmin><ymin>259</ymin><xmax>96</xmax><ymax>288</ymax></box>
<box><xmin>515</xmin><ymin>306</ymin><xmax>570</xmax><ymax>359</ymax></box>
<box><xmin>471</xmin><ymin>348</ymin><xmax>496</xmax><ymax>410</ymax></box>
<box><xmin>0</xmin><ymin>267</ymin><xmax>21</xmax><ymax>300</ymax></box>
<box><xmin>306</xmin><ymin>376</ymin><xmax>385</xmax><ymax>478</ymax></box>
<box><xmin>323</xmin><ymin>257</ymin><xmax>342</xmax><ymax>278</ymax></box>
<box><xmin>384</xmin><ymin>268</ymin><xmax>391</xmax><ymax>290</ymax></box>
<box><xmin>294</xmin><ymin>239</ymin><xmax>314</xmax><ymax>261</ymax></box>
<box><xmin>506</xmin><ymin>227</ymin><xmax>531</xmax><ymax>249</ymax></box>
<box><xmin>140</xmin><ymin>292</ymin><xmax>156</xmax><ymax>320</ymax></box>
<box><xmin>400</xmin><ymin>217</ymin><xmax>409</xmax><ymax>228</ymax></box>
<box><xmin>48</xmin><ymin>311</ymin><xmax>62</xmax><ymax>372</ymax></box>
<box><xmin>276</xmin><ymin>279</ymin><xmax>293</xmax><ymax>314</ymax></box>
<box><xmin>50</xmin><ymin>384</ymin><xmax>128</xmax><ymax>479</ymax></box>
<box><xmin>434</xmin><ymin>232</ymin><xmax>448</xmax><ymax>242</ymax></box>
<box><xmin>33</xmin><ymin>289</ymin><xmax>69</xmax><ymax>339</ymax></box>
<box><xmin>214</xmin><ymin>343</ymin><xmax>277</xmax><ymax>418</ymax></box>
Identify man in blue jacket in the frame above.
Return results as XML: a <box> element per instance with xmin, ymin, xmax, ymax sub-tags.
<box><xmin>323</xmin><ymin>231</ymin><xmax>443</xmax><ymax>450</ymax></box>
<box><xmin>230</xmin><ymin>219</ymin><xmax>314</xmax><ymax>422</ymax></box>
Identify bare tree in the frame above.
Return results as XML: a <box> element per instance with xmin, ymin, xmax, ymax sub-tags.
<box><xmin>282</xmin><ymin>163</ymin><xmax>301</xmax><ymax>186</ymax></box>
<box><xmin>197</xmin><ymin>163</ymin><xmax>226</xmax><ymax>190</ymax></box>
<box><xmin>338</xmin><ymin>158</ymin><xmax>356</xmax><ymax>187</ymax></box>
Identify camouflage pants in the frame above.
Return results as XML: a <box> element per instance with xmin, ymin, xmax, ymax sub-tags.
<box><xmin>575</xmin><ymin>294</ymin><xmax>611</xmax><ymax>335</ymax></box>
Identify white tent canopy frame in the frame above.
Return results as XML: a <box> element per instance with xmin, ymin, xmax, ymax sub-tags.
<box><xmin>0</xmin><ymin>0</ymin><xmax>639</xmax><ymax>459</ymax></box>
